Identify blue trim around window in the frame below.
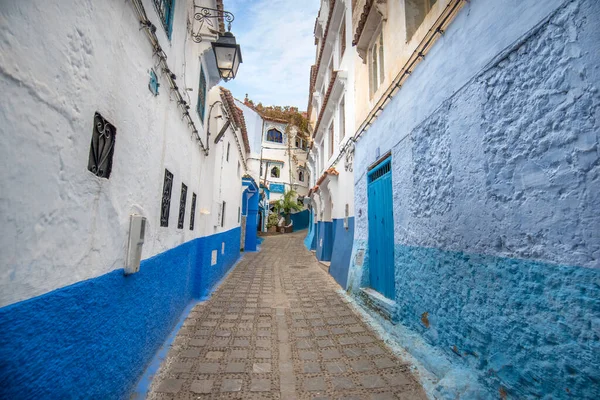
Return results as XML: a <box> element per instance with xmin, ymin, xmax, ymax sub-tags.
<box><xmin>197</xmin><ymin>66</ymin><xmax>207</xmax><ymax>123</ymax></box>
<box><xmin>153</xmin><ymin>0</ymin><xmax>175</xmax><ymax>39</ymax></box>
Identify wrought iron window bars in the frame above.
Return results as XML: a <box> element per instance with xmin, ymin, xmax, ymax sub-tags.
<box><xmin>88</xmin><ymin>112</ymin><xmax>116</xmax><ymax>179</ymax></box>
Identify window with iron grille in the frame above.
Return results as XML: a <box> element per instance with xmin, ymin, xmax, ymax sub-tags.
<box><xmin>190</xmin><ymin>193</ymin><xmax>197</xmax><ymax>230</ymax></box>
<box><xmin>88</xmin><ymin>112</ymin><xmax>116</xmax><ymax>179</ymax></box>
<box><xmin>160</xmin><ymin>169</ymin><xmax>174</xmax><ymax>227</ymax></box>
<box><xmin>221</xmin><ymin>201</ymin><xmax>226</xmax><ymax>227</ymax></box>
<box><xmin>197</xmin><ymin>66</ymin><xmax>207</xmax><ymax>123</ymax></box>
<box><xmin>177</xmin><ymin>183</ymin><xmax>187</xmax><ymax>229</ymax></box>
<box><xmin>153</xmin><ymin>0</ymin><xmax>175</xmax><ymax>39</ymax></box>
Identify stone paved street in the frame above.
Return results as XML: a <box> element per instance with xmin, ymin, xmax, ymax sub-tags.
<box><xmin>147</xmin><ymin>232</ymin><xmax>426</xmax><ymax>399</ymax></box>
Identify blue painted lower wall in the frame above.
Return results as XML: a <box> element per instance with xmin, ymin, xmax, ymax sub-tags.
<box><xmin>316</xmin><ymin>221</ymin><xmax>333</xmax><ymax>262</ymax></box>
<box><xmin>304</xmin><ymin>222</ymin><xmax>317</xmax><ymax>251</ymax></box>
<box><xmin>290</xmin><ymin>209</ymin><xmax>309</xmax><ymax>231</ymax></box>
<box><xmin>0</xmin><ymin>227</ymin><xmax>241</xmax><ymax>400</ymax></box>
<box><xmin>351</xmin><ymin>242</ymin><xmax>600</xmax><ymax>399</ymax></box>
<box><xmin>329</xmin><ymin>217</ymin><xmax>354</xmax><ymax>289</ymax></box>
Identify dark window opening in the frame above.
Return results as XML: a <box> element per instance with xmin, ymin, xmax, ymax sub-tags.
<box><xmin>160</xmin><ymin>169</ymin><xmax>174</xmax><ymax>227</ymax></box>
<box><xmin>266</xmin><ymin>128</ymin><xmax>283</xmax><ymax>143</ymax></box>
<box><xmin>271</xmin><ymin>166</ymin><xmax>280</xmax><ymax>178</ymax></box>
<box><xmin>197</xmin><ymin>66</ymin><xmax>207</xmax><ymax>122</ymax></box>
<box><xmin>190</xmin><ymin>193</ymin><xmax>197</xmax><ymax>230</ymax></box>
<box><xmin>88</xmin><ymin>112</ymin><xmax>116</xmax><ymax>179</ymax></box>
<box><xmin>221</xmin><ymin>201</ymin><xmax>226</xmax><ymax>227</ymax></box>
<box><xmin>177</xmin><ymin>183</ymin><xmax>187</xmax><ymax>229</ymax></box>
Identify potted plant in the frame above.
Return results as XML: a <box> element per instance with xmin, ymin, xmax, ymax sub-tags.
<box><xmin>275</xmin><ymin>189</ymin><xmax>303</xmax><ymax>232</ymax></box>
<box><xmin>266</xmin><ymin>212</ymin><xmax>279</xmax><ymax>233</ymax></box>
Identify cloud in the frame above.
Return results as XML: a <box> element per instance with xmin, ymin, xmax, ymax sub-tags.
<box><xmin>222</xmin><ymin>0</ymin><xmax>320</xmax><ymax>109</ymax></box>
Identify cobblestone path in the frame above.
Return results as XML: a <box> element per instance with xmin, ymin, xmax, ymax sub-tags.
<box><xmin>147</xmin><ymin>232</ymin><xmax>426</xmax><ymax>399</ymax></box>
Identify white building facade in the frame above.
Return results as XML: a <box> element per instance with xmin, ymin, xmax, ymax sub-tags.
<box><xmin>305</xmin><ymin>0</ymin><xmax>356</xmax><ymax>287</ymax></box>
<box><xmin>236</xmin><ymin>102</ymin><xmax>311</xmax><ymax>232</ymax></box>
<box><xmin>306</xmin><ymin>0</ymin><xmax>600</xmax><ymax>398</ymax></box>
<box><xmin>0</xmin><ymin>0</ymin><xmax>249</xmax><ymax>398</ymax></box>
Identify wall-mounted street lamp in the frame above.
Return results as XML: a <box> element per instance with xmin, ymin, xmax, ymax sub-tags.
<box><xmin>192</xmin><ymin>5</ymin><xmax>243</xmax><ymax>81</ymax></box>
<box><xmin>212</xmin><ymin>32</ymin><xmax>242</xmax><ymax>81</ymax></box>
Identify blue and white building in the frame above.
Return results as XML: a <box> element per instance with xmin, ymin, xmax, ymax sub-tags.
<box><xmin>309</xmin><ymin>0</ymin><xmax>600</xmax><ymax>398</ymax></box>
<box><xmin>305</xmin><ymin>0</ymin><xmax>356</xmax><ymax>287</ymax></box>
<box><xmin>236</xmin><ymin>100</ymin><xmax>311</xmax><ymax>232</ymax></box>
<box><xmin>0</xmin><ymin>0</ymin><xmax>252</xmax><ymax>397</ymax></box>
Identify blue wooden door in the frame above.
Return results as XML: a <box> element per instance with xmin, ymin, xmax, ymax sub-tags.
<box><xmin>367</xmin><ymin>158</ymin><xmax>395</xmax><ymax>299</ymax></box>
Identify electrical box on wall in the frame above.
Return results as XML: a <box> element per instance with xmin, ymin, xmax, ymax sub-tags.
<box><xmin>125</xmin><ymin>214</ymin><xmax>146</xmax><ymax>275</ymax></box>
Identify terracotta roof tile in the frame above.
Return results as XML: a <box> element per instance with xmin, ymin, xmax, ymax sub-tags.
<box><xmin>315</xmin><ymin>167</ymin><xmax>338</xmax><ymax>186</ymax></box>
<box><xmin>353</xmin><ymin>0</ymin><xmax>373</xmax><ymax>46</ymax></box>
<box><xmin>263</xmin><ymin>116</ymin><xmax>288</xmax><ymax>124</ymax></box>
<box><xmin>220</xmin><ymin>87</ymin><xmax>250</xmax><ymax>152</ymax></box>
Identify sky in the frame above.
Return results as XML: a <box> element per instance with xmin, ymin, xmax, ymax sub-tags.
<box><xmin>221</xmin><ymin>0</ymin><xmax>321</xmax><ymax>109</ymax></box>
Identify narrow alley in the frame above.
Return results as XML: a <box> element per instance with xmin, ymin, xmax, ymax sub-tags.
<box><xmin>2</xmin><ymin>0</ymin><xmax>599</xmax><ymax>398</ymax></box>
<box><xmin>147</xmin><ymin>232</ymin><xmax>426</xmax><ymax>399</ymax></box>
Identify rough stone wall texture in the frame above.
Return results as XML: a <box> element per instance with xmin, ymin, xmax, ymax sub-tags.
<box><xmin>349</xmin><ymin>0</ymin><xmax>600</xmax><ymax>398</ymax></box>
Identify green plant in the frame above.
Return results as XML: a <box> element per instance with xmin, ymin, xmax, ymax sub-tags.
<box><xmin>267</xmin><ymin>212</ymin><xmax>279</xmax><ymax>229</ymax></box>
<box><xmin>276</xmin><ymin>189</ymin><xmax>303</xmax><ymax>224</ymax></box>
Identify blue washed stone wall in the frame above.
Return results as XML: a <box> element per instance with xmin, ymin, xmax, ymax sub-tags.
<box><xmin>316</xmin><ymin>221</ymin><xmax>333</xmax><ymax>261</ymax></box>
<box><xmin>349</xmin><ymin>0</ymin><xmax>600</xmax><ymax>398</ymax></box>
<box><xmin>193</xmin><ymin>228</ymin><xmax>241</xmax><ymax>299</ymax></box>
<box><xmin>393</xmin><ymin>244</ymin><xmax>599</xmax><ymax>398</ymax></box>
<box><xmin>290</xmin><ymin>209</ymin><xmax>310</xmax><ymax>231</ymax></box>
<box><xmin>304</xmin><ymin>222</ymin><xmax>317</xmax><ymax>251</ymax></box>
<box><xmin>0</xmin><ymin>227</ymin><xmax>240</xmax><ymax>399</ymax></box>
<box><xmin>329</xmin><ymin>217</ymin><xmax>355</xmax><ymax>289</ymax></box>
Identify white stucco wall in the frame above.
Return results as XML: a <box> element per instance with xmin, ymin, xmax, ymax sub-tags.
<box><xmin>0</xmin><ymin>0</ymin><xmax>244</xmax><ymax>307</ymax></box>
<box><xmin>309</xmin><ymin>0</ymin><xmax>355</xmax><ymax>221</ymax></box>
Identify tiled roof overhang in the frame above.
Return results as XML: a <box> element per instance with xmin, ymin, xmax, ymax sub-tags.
<box><xmin>220</xmin><ymin>87</ymin><xmax>250</xmax><ymax>152</ymax></box>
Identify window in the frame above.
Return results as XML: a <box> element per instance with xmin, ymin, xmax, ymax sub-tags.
<box><xmin>405</xmin><ymin>0</ymin><xmax>437</xmax><ymax>41</ymax></box>
<box><xmin>339</xmin><ymin>17</ymin><xmax>346</xmax><ymax>59</ymax></box>
<box><xmin>369</xmin><ymin>29</ymin><xmax>385</xmax><ymax>96</ymax></box>
<box><xmin>160</xmin><ymin>169</ymin><xmax>173</xmax><ymax>227</ymax></box>
<box><xmin>88</xmin><ymin>112</ymin><xmax>116</xmax><ymax>179</ymax></box>
<box><xmin>190</xmin><ymin>193</ymin><xmax>197</xmax><ymax>230</ymax></box>
<box><xmin>298</xmin><ymin>170</ymin><xmax>304</xmax><ymax>182</ymax></box>
<box><xmin>153</xmin><ymin>0</ymin><xmax>175</xmax><ymax>39</ymax></box>
<box><xmin>148</xmin><ymin>69</ymin><xmax>159</xmax><ymax>96</ymax></box>
<box><xmin>177</xmin><ymin>183</ymin><xmax>187</xmax><ymax>229</ymax></box>
<box><xmin>266</xmin><ymin>128</ymin><xmax>283</xmax><ymax>143</ymax></box>
<box><xmin>226</xmin><ymin>142</ymin><xmax>230</xmax><ymax>162</ymax></box>
<box><xmin>271</xmin><ymin>166</ymin><xmax>280</xmax><ymax>178</ymax></box>
<box><xmin>329</xmin><ymin>121</ymin><xmax>334</xmax><ymax>159</ymax></box>
<box><xmin>339</xmin><ymin>98</ymin><xmax>345</xmax><ymax>143</ymax></box>
<box><xmin>197</xmin><ymin>66</ymin><xmax>207</xmax><ymax>123</ymax></box>
<box><xmin>221</xmin><ymin>201</ymin><xmax>226</xmax><ymax>227</ymax></box>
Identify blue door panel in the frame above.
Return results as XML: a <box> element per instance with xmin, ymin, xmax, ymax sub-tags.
<box><xmin>367</xmin><ymin>159</ymin><xmax>395</xmax><ymax>299</ymax></box>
